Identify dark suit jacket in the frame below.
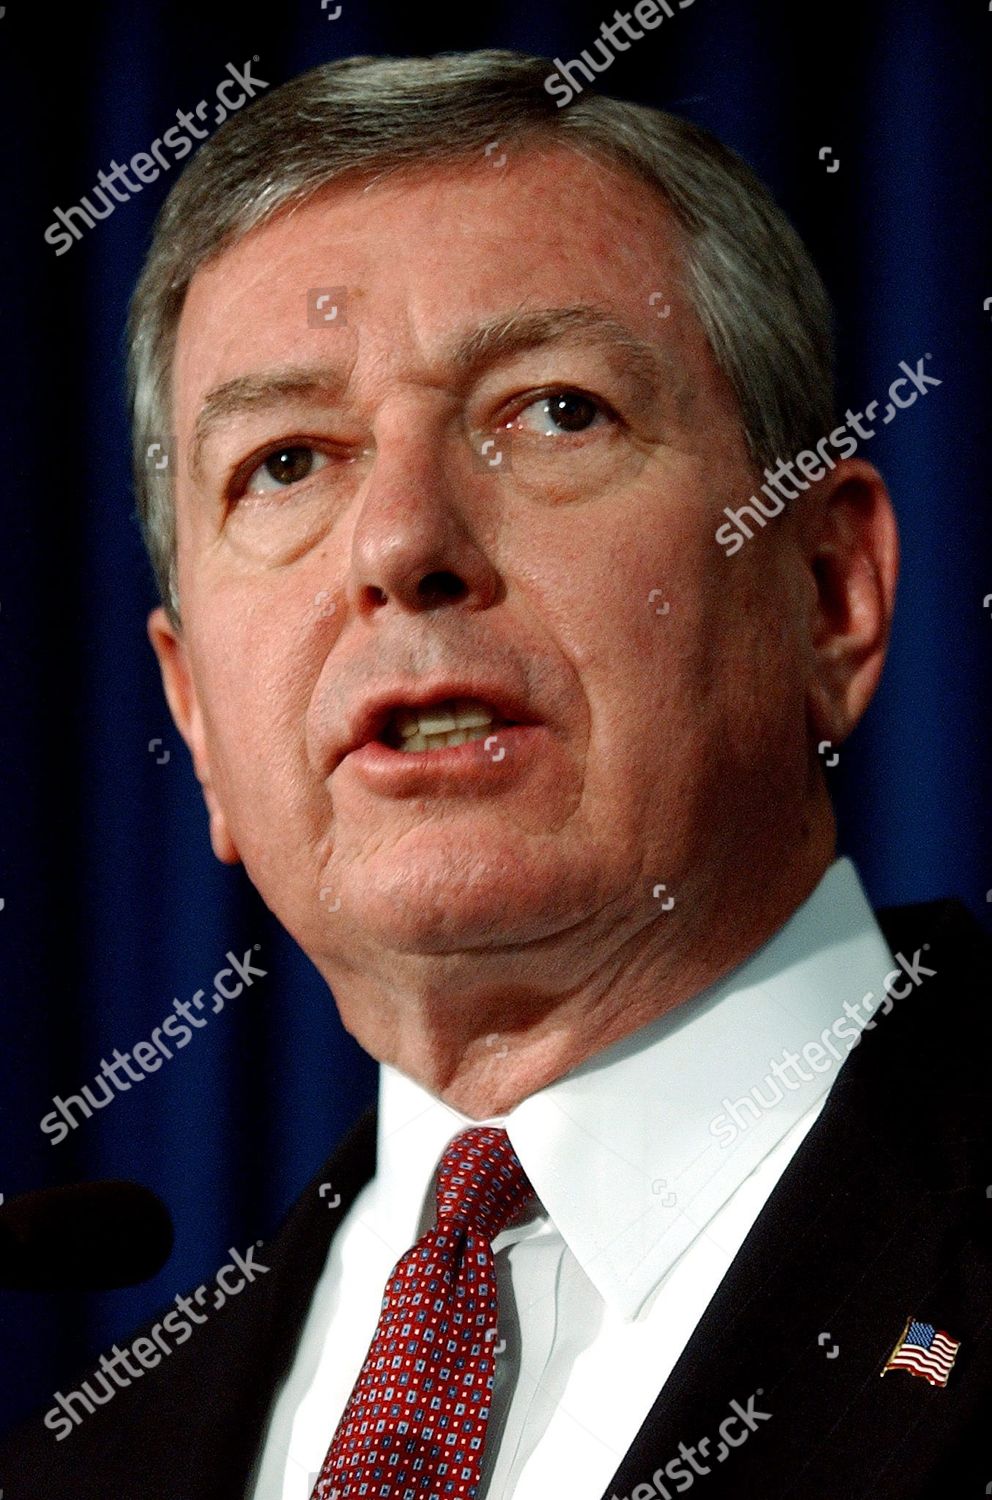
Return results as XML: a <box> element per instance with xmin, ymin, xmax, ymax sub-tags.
<box><xmin>2</xmin><ymin>897</ymin><xmax>990</xmax><ymax>1498</ymax></box>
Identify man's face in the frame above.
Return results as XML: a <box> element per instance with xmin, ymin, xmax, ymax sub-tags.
<box><xmin>154</xmin><ymin>143</ymin><xmax>818</xmax><ymax>1001</ymax></box>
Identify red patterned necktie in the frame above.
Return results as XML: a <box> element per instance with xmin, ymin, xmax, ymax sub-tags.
<box><xmin>311</xmin><ymin>1124</ymin><xmax>535</xmax><ymax>1500</ymax></box>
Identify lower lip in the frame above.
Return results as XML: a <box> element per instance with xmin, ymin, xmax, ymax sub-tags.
<box><xmin>341</xmin><ymin>725</ymin><xmax>549</xmax><ymax>793</ymax></box>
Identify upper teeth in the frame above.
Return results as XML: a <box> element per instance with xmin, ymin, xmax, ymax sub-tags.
<box><xmin>388</xmin><ymin>697</ymin><xmax>507</xmax><ymax>748</ymax></box>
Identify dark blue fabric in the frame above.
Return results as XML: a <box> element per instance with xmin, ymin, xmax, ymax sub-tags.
<box><xmin>1</xmin><ymin>0</ymin><xmax>988</xmax><ymax>1438</ymax></box>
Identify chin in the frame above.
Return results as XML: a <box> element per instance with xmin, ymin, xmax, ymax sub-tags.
<box><xmin>346</xmin><ymin>842</ymin><xmax>586</xmax><ymax>954</ymax></box>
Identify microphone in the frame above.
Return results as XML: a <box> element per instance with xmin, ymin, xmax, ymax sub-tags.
<box><xmin>0</xmin><ymin>1181</ymin><xmax>174</xmax><ymax>1291</ymax></box>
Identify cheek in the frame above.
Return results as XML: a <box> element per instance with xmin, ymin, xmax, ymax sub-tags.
<box><xmin>190</xmin><ymin>605</ymin><xmax>316</xmax><ymax>821</ymax></box>
<box><xmin>518</xmin><ymin>502</ymin><xmax>720</xmax><ymax>722</ymax></box>
<box><xmin>563</xmin><ymin>521</ymin><xmax>794</xmax><ymax>791</ymax></box>
<box><xmin>506</xmin><ymin>525</ymin><xmax>702</xmax><ymax>831</ymax></box>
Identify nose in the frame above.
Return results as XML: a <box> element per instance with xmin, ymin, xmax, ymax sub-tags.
<box><xmin>347</xmin><ymin>420</ymin><xmax>502</xmax><ymax>618</ymax></box>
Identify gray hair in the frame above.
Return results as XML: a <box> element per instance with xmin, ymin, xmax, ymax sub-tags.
<box><xmin>127</xmin><ymin>49</ymin><xmax>835</xmax><ymax>628</ymax></box>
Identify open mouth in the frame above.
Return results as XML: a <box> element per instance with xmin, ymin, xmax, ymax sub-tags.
<box><xmin>377</xmin><ymin>697</ymin><xmax>514</xmax><ymax>753</ymax></box>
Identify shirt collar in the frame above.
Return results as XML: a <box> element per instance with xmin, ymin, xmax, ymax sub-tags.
<box><xmin>373</xmin><ymin>856</ymin><xmax>896</xmax><ymax>1321</ymax></box>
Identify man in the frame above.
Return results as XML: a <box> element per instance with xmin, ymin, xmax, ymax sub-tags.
<box><xmin>2</xmin><ymin>48</ymin><xmax>989</xmax><ymax>1500</ymax></box>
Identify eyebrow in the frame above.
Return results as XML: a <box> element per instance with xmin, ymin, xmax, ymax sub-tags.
<box><xmin>190</xmin><ymin>366</ymin><xmax>348</xmax><ymax>482</ymax></box>
<box><xmin>188</xmin><ymin>303</ymin><xmax>676</xmax><ymax>480</ymax></box>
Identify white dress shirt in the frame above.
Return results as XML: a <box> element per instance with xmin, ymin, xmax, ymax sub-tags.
<box><xmin>250</xmin><ymin>856</ymin><xmax>897</xmax><ymax>1500</ymax></box>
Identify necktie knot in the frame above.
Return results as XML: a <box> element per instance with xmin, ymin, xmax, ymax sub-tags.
<box><xmin>435</xmin><ymin>1125</ymin><xmax>534</xmax><ymax>1241</ymax></box>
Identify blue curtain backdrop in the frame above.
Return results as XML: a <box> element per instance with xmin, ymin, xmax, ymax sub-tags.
<box><xmin>1</xmin><ymin>0</ymin><xmax>989</xmax><ymax>1437</ymax></box>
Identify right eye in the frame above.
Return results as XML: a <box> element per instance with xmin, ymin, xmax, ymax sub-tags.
<box><xmin>242</xmin><ymin>445</ymin><xmax>329</xmax><ymax>495</ymax></box>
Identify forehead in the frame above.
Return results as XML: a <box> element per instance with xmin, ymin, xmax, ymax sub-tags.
<box><xmin>171</xmin><ymin>142</ymin><xmax>708</xmax><ymax>427</ymax></box>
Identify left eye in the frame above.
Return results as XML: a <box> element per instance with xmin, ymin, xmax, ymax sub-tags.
<box><xmin>244</xmin><ymin>445</ymin><xmax>328</xmax><ymax>494</ymax></box>
<box><xmin>512</xmin><ymin>391</ymin><xmax>610</xmax><ymax>436</ymax></box>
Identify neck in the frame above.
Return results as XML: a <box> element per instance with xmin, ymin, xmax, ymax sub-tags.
<box><xmin>322</xmin><ymin>816</ymin><xmax>837</xmax><ymax>1118</ymax></box>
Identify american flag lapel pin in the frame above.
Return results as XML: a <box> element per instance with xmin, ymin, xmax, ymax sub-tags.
<box><xmin>881</xmin><ymin>1317</ymin><xmax>961</xmax><ymax>1388</ymax></box>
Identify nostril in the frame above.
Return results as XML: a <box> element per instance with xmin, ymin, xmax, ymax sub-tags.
<box><xmin>416</xmin><ymin>572</ymin><xmax>467</xmax><ymax>606</ymax></box>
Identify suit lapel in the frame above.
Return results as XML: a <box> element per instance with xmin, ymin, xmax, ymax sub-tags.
<box><xmin>228</xmin><ymin>1103</ymin><xmax>379</xmax><ymax>1493</ymax></box>
<box><xmin>599</xmin><ymin>899</ymin><xmax>992</xmax><ymax>1500</ymax></box>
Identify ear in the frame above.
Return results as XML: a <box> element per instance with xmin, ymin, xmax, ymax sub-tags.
<box><xmin>799</xmin><ymin>460</ymin><xmax>899</xmax><ymax>748</ymax></box>
<box><xmin>146</xmin><ymin>606</ymin><xmax>241</xmax><ymax>865</ymax></box>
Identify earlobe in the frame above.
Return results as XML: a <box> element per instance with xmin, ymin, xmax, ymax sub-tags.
<box><xmin>146</xmin><ymin>607</ymin><xmax>242</xmax><ymax>866</ymax></box>
<box><xmin>204</xmin><ymin>796</ymin><xmax>242</xmax><ymax>866</ymax></box>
